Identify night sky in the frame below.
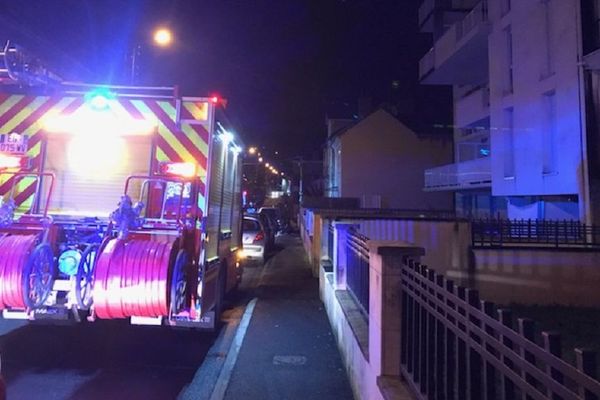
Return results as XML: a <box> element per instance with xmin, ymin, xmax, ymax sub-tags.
<box><xmin>0</xmin><ymin>0</ymin><xmax>446</xmax><ymax>161</ymax></box>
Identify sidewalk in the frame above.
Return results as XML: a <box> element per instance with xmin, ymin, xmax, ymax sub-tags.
<box><xmin>223</xmin><ymin>234</ymin><xmax>354</xmax><ymax>400</ymax></box>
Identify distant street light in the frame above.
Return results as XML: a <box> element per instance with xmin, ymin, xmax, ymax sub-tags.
<box><xmin>153</xmin><ymin>28</ymin><xmax>173</xmax><ymax>47</ymax></box>
<box><xmin>248</xmin><ymin>147</ymin><xmax>257</xmax><ymax>155</ymax></box>
<box><xmin>258</xmin><ymin>157</ymin><xmax>263</xmax><ymax>163</ymax></box>
<box><xmin>265</xmin><ymin>163</ymin><xmax>270</xmax><ymax>168</ymax></box>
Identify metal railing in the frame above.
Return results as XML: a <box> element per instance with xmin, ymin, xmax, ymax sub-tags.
<box><xmin>400</xmin><ymin>258</ymin><xmax>600</xmax><ymax>399</ymax></box>
<box><xmin>456</xmin><ymin>0</ymin><xmax>488</xmax><ymax>42</ymax></box>
<box><xmin>346</xmin><ymin>229</ymin><xmax>370</xmax><ymax>315</ymax></box>
<box><xmin>418</xmin><ymin>0</ymin><xmax>435</xmax><ymax>27</ymax></box>
<box><xmin>472</xmin><ymin>219</ymin><xmax>600</xmax><ymax>249</ymax></box>
<box><xmin>419</xmin><ymin>47</ymin><xmax>436</xmax><ymax>79</ymax></box>
<box><xmin>424</xmin><ymin>157</ymin><xmax>491</xmax><ymax>190</ymax></box>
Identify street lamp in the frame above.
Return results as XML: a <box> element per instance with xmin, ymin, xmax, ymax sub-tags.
<box><xmin>131</xmin><ymin>27</ymin><xmax>174</xmax><ymax>84</ymax></box>
<box><xmin>248</xmin><ymin>147</ymin><xmax>257</xmax><ymax>155</ymax></box>
<box><xmin>153</xmin><ymin>28</ymin><xmax>173</xmax><ymax>47</ymax></box>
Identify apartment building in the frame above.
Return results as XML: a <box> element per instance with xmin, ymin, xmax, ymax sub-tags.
<box><xmin>420</xmin><ymin>0</ymin><xmax>600</xmax><ymax>222</ymax></box>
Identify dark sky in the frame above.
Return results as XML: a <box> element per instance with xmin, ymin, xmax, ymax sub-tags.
<box><xmin>0</xmin><ymin>0</ymin><xmax>441</xmax><ymax>161</ymax></box>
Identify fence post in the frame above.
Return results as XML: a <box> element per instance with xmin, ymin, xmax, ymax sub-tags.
<box><xmin>466</xmin><ymin>289</ymin><xmax>482</xmax><ymax>400</ymax></box>
<box><xmin>518</xmin><ymin>318</ymin><xmax>536</xmax><ymax>399</ymax></box>
<box><xmin>575</xmin><ymin>348</ymin><xmax>598</xmax><ymax>400</ymax></box>
<box><xmin>498</xmin><ymin>309</ymin><xmax>516</xmax><ymax>400</ymax></box>
<box><xmin>367</xmin><ymin>240</ymin><xmax>425</xmax><ymax>378</ymax></box>
<box><xmin>311</xmin><ymin>212</ymin><xmax>323</xmax><ymax>277</ymax></box>
<box><xmin>332</xmin><ymin>222</ymin><xmax>358</xmax><ymax>291</ymax></box>
<box><xmin>542</xmin><ymin>331</ymin><xmax>563</xmax><ymax>400</ymax></box>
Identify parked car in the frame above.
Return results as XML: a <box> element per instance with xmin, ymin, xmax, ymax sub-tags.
<box><xmin>242</xmin><ymin>215</ymin><xmax>266</xmax><ymax>265</ymax></box>
<box><xmin>259</xmin><ymin>207</ymin><xmax>283</xmax><ymax>234</ymax></box>
<box><xmin>257</xmin><ymin>213</ymin><xmax>275</xmax><ymax>249</ymax></box>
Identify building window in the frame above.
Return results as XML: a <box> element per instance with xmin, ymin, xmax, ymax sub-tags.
<box><xmin>504</xmin><ymin>26</ymin><xmax>514</xmax><ymax>95</ymax></box>
<box><xmin>542</xmin><ymin>91</ymin><xmax>557</xmax><ymax>174</ymax></box>
<box><xmin>541</xmin><ymin>0</ymin><xmax>554</xmax><ymax>78</ymax></box>
<box><xmin>503</xmin><ymin>107</ymin><xmax>515</xmax><ymax>177</ymax></box>
<box><xmin>501</xmin><ymin>0</ymin><xmax>511</xmax><ymax>16</ymax></box>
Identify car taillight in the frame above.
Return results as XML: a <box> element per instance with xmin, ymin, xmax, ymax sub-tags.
<box><xmin>253</xmin><ymin>231</ymin><xmax>264</xmax><ymax>243</ymax></box>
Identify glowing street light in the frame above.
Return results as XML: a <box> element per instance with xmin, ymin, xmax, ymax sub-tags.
<box><xmin>258</xmin><ymin>157</ymin><xmax>263</xmax><ymax>163</ymax></box>
<box><xmin>153</xmin><ymin>28</ymin><xmax>173</xmax><ymax>47</ymax></box>
<box><xmin>248</xmin><ymin>147</ymin><xmax>257</xmax><ymax>155</ymax></box>
<box><xmin>265</xmin><ymin>163</ymin><xmax>270</xmax><ymax>168</ymax></box>
<box><xmin>131</xmin><ymin>27</ymin><xmax>174</xmax><ymax>84</ymax></box>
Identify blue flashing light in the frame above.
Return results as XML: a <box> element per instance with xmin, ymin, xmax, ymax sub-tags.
<box><xmin>480</xmin><ymin>148</ymin><xmax>490</xmax><ymax>156</ymax></box>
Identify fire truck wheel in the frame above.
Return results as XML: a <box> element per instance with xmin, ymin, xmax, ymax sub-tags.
<box><xmin>169</xmin><ymin>250</ymin><xmax>188</xmax><ymax>315</ymax></box>
<box><xmin>75</xmin><ymin>243</ymin><xmax>99</xmax><ymax>309</ymax></box>
<box><xmin>23</xmin><ymin>243</ymin><xmax>55</xmax><ymax>309</ymax></box>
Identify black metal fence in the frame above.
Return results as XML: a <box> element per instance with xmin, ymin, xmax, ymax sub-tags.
<box><xmin>400</xmin><ymin>258</ymin><xmax>600</xmax><ymax>400</ymax></box>
<box><xmin>346</xmin><ymin>229</ymin><xmax>370</xmax><ymax>315</ymax></box>
<box><xmin>472</xmin><ymin>219</ymin><xmax>600</xmax><ymax>249</ymax></box>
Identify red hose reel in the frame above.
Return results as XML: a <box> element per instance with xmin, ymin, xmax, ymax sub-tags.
<box><xmin>0</xmin><ymin>234</ymin><xmax>52</xmax><ymax>310</ymax></box>
<box><xmin>93</xmin><ymin>238</ymin><xmax>175</xmax><ymax>319</ymax></box>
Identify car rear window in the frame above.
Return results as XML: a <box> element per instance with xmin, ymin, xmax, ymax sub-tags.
<box><xmin>243</xmin><ymin>219</ymin><xmax>261</xmax><ymax>231</ymax></box>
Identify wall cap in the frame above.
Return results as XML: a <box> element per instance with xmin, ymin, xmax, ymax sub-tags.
<box><xmin>367</xmin><ymin>239</ymin><xmax>425</xmax><ymax>257</ymax></box>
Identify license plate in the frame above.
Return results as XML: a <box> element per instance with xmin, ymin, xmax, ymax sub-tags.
<box><xmin>0</xmin><ymin>133</ymin><xmax>29</xmax><ymax>153</ymax></box>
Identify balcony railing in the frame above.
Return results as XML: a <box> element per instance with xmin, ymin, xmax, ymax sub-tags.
<box><xmin>456</xmin><ymin>0</ymin><xmax>488</xmax><ymax>42</ymax></box>
<box><xmin>419</xmin><ymin>0</ymin><xmax>490</xmax><ymax>84</ymax></box>
<box><xmin>456</xmin><ymin>86</ymin><xmax>490</xmax><ymax>127</ymax></box>
<box><xmin>418</xmin><ymin>0</ymin><xmax>435</xmax><ymax>28</ymax></box>
<box><xmin>424</xmin><ymin>156</ymin><xmax>491</xmax><ymax>191</ymax></box>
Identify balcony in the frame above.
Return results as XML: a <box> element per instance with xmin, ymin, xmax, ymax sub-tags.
<box><xmin>419</xmin><ymin>0</ymin><xmax>491</xmax><ymax>85</ymax></box>
<box><xmin>424</xmin><ymin>156</ymin><xmax>491</xmax><ymax>191</ymax></box>
<box><xmin>419</xmin><ymin>0</ymin><xmax>435</xmax><ymax>31</ymax></box>
<box><xmin>455</xmin><ymin>85</ymin><xmax>490</xmax><ymax>127</ymax></box>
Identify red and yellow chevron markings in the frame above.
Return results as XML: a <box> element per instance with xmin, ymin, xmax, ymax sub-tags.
<box><xmin>0</xmin><ymin>94</ymin><xmax>211</xmax><ymax>215</ymax></box>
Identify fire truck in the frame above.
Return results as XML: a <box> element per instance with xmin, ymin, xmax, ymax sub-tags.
<box><xmin>0</xmin><ymin>42</ymin><xmax>243</xmax><ymax>328</ymax></box>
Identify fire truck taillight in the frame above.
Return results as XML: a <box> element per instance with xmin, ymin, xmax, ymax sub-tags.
<box><xmin>159</xmin><ymin>162</ymin><xmax>197</xmax><ymax>178</ymax></box>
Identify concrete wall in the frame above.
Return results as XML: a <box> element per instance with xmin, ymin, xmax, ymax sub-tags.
<box><xmin>319</xmin><ymin>267</ymin><xmax>384</xmax><ymax>400</ymax></box>
<box><xmin>356</xmin><ymin>218</ymin><xmax>472</xmax><ymax>275</ymax></box>
<box><xmin>339</xmin><ymin>109</ymin><xmax>453</xmax><ymax>210</ymax></box>
<box><xmin>455</xmin><ymin>248</ymin><xmax>600</xmax><ymax>307</ymax></box>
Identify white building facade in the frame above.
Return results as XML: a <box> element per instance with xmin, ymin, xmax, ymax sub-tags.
<box><xmin>420</xmin><ymin>0</ymin><xmax>600</xmax><ymax>222</ymax></box>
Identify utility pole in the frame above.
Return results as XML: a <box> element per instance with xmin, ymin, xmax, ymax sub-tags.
<box><xmin>291</xmin><ymin>157</ymin><xmax>322</xmax><ymax>206</ymax></box>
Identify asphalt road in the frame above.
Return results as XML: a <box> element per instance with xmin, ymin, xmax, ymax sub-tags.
<box><xmin>0</xmin><ymin>251</ymin><xmax>269</xmax><ymax>400</ymax></box>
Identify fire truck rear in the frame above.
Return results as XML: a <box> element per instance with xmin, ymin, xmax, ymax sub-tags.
<box><xmin>0</xmin><ymin>42</ymin><xmax>243</xmax><ymax>328</ymax></box>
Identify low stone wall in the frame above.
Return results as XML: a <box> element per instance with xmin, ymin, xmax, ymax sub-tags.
<box><xmin>320</xmin><ymin>265</ymin><xmax>381</xmax><ymax>400</ymax></box>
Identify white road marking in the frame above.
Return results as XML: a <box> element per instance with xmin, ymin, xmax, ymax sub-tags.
<box><xmin>272</xmin><ymin>355</ymin><xmax>307</xmax><ymax>366</ymax></box>
<box><xmin>209</xmin><ymin>297</ymin><xmax>258</xmax><ymax>400</ymax></box>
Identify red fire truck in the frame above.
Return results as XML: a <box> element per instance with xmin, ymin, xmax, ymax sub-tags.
<box><xmin>0</xmin><ymin>42</ymin><xmax>243</xmax><ymax>328</ymax></box>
